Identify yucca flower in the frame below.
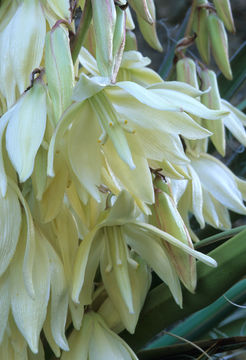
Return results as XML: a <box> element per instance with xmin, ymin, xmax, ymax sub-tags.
<box><xmin>98</xmin><ymin>253</ymin><xmax>151</xmax><ymax>334</ymax></box>
<box><xmin>0</xmin><ymin>1</ymin><xmax>243</xmax><ymax>358</ymax></box>
<box><xmin>150</xmin><ymin>175</ymin><xmax>197</xmax><ymax>293</ymax></box>
<box><xmin>61</xmin><ymin>311</ymin><xmax>138</xmax><ymax>360</ymax></box>
<box><xmin>72</xmin><ymin>191</ymin><xmax>216</xmax><ymax>321</ymax></box>
<box><xmin>48</xmin><ymin>55</ymin><xmax>228</xmax><ymax>211</ymax></box>
<box><xmin>172</xmin><ymin>152</ymin><xmax>246</xmax><ymax>237</ymax></box>
<box><xmin>0</xmin><ymin>0</ymin><xmax>46</xmax><ymax>107</ymax></box>
<box><xmin>0</xmin><ymin>0</ymin><xmax>71</xmax><ymax>109</ymax></box>
<box><xmin>0</xmin><ymin>71</ymin><xmax>47</xmax><ymax>196</ymax></box>
<box><xmin>0</xmin><ymin>212</ymin><xmax>69</xmax><ymax>356</ymax></box>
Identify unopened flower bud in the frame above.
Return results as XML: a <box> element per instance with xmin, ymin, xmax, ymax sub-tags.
<box><xmin>176</xmin><ymin>58</ymin><xmax>199</xmax><ymax>89</ymax></box>
<box><xmin>192</xmin><ymin>0</ymin><xmax>210</xmax><ymax>64</ymax></box>
<box><xmin>200</xmin><ymin>69</ymin><xmax>225</xmax><ymax>155</ymax></box>
<box><xmin>207</xmin><ymin>13</ymin><xmax>232</xmax><ymax>80</ymax></box>
<box><xmin>151</xmin><ymin>177</ymin><xmax>197</xmax><ymax>293</ymax></box>
<box><xmin>213</xmin><ymin>0</ymin><xmax>235</xmax><ymax>33</ymax></box>
<box><xmin>136</xmin><ymin>0</ymin><xmax>163</xmax><ymax>52</ymax></box>
<box><xmin>128</xmin><ymin>0</ymin><xmax>153</xmax><ymax>24</ymax></box>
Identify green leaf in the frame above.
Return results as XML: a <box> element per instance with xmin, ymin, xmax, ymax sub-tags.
<box><xmin>121</xmin><ymin>228</ymin><xmax>246</xmax><ymax>351</ymax></box>
<box><xmin>138</xmin><ymin>337</ymin><xmax>246</xmax><ymax>360</ymax></box>
<box><xmin>145</xmin><ymin>279</ymin><xmax>246</xmax><ymax>348</ymax></box>
<box><xmin>237</xmin><ymin>98</ymin><xmax>246</xmax><ymax>112</ymax></box>
<box><xmin>215</xmin><ymin>314</ymin><xmax>246</xmax><ymax>338</ymax></box>
<box><xmin>218</xmin><ymin>42</ymin><xmax>246</xmax><ymax>100</ymax></box>
<box><xmin>195</xmin><ymin>225</ymin><xmax>246</xmax><ymax>253</ymax></box>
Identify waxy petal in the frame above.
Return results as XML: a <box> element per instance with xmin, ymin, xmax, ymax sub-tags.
<box><xmin>0</xmin><ymin>187</ymin><xmax>21</xmax><ymax>277</ymax></box>
<box><xmin>108</xmin><ymin>90</ymin><xmax>211</xmax><ymax>139</ymax></box>
<box><xmin>0</xmin><ymin>272</ymin><xmax>10</xmax><ymax>343</ymax></box>
<box><xmin>191</xmin><ymin>153</ymin><xmax>246</xmax><ymax>215</ymax></box>
<box><xmin>6</xmin><ymin>80</ymin><xmax>47</xmax><ymax>182</ymax></box>
<box><xmin>43</xmin><ymin>239</ymin><xmax>69</xmax><ymax>351</ymax></box>
<box><xmin>101</xmin><ymin>227</ymin><xmax>134</xmax><ymax>313</ymax></box>
<box><xmin>10</xmin><ymin>235</ymin><xmax>50</xmax><ymax>353</ymax></box>
<box><xmin>45</xmin><ymin>0</ymin><xmax>70</xmax><ymax>20</ymax></box>
<box><xmin>45</xmin><ymin>25</ymin><xmax>74</xmax><ymax>123</ymax></box>
<box><xmin>10</xmin><ymin>0</ymin><xmax>46</xmax><ymax>93</ymax></box>
<box><xmin>125</xmin><ymin>224</ymin><xmax>182</xmax><ymax>306</ymax></box>
<box><xmin>131</xmin><ymin>222</ymin><xmax>217</xmax><ymax>267</ymax></box>
<box><xmin>151</xmin><ymin>88</ymin><xmax>228</xmax><ymax>119</ymax></box>
<box><xmin>68</xmin><ymin>101</ymin><xmax>102</xmax><ymax>202</ymax></box>
<box><xmin>103</xmin><ymin>140</ymin><xmax>154</xmax><ymax>205</ymax></box>
<box><xmin>61</xmin><ymin>312</ymin><xmax>93</xmax><ymax>360</ymax></box>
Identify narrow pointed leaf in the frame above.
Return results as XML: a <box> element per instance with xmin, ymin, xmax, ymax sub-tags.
<box><xmin>121</xmin><ymin>228</ymin><xmax>246</xmax><ymax>350</ymax></box>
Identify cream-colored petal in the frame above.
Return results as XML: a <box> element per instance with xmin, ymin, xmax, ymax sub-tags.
<box><xmin>149</xmin><ymin>81</ymin><xmax>207</xmax><ymax>97</ymax></box>
<box><xmin>131</xmin><ymin>222</ymin><xmax>217</xmax><ymax>267</ymax></box>
<box><xmin>45</xmin><ymin>25</ymin><xmax>74</xmax><ymax>123</ymax></box>
<box><xmin>103</xmin><ymin>140</ymin><xmax>154</xmax><ymax>205</ymax></box>
<box><xmin>6</xmin><ymin>80</ymin><xmax>47</xmax><ymax>182</ymax></box>
<box><xmin>8</xmin><ymin>316</ymin><xmax>28</xmax><ymax>360</ymax></box>
<box><xmin>53</xmin><ymin>205</ymin><xmax>79</xmax><ymax>280</ymax></box>
<box><xmin>0</xmin><ymin>186</ymin><xmax>21</xmax><ymax>277</ymax></box>
<box><xmin>99</xmin><ymin>254</ymin><xmax>151</xmax><ymax>334</ymax></box>
<box><xmin>222</xmin><ymin>99</ymin><xmax>246</xmax><ymax>126</ymax></box>
<box><xmin>79</xmin><ymin>234</ymin><xmax>102</xmax><ymax>306</ymax></box>
<box><xmin>78</xmin><ymin>47</ymin><xmax>99</xmax><ymax>76</ymax></box>
<box><xmin>101</xmin><ymin>227</ymin><xmax>134</xmax><ymax>313</ymax></box>
<box><xmin>0</xmin><ymin>102</ymin><xmax>19</xmax><ymax>196</ymax></box>
<box><xmin>103</xmin><ymin>190</ymin><xmax>137</xmax><ymax>226</ymax></box>
<box><xmin>203</xmin><ymin>190</ymin><xmax>231</xmax><ymax>229</ymax></box>
<box><xmin>121</xmin><ymin>51</ymin><xmax>151</xmax><ymax>69</ymax></box>
<box><xmin>10</xmin><ymin>235</ymin><xmax>50</xmax><ymax>354</ymax></box>
<box><xmin>124</xmin><ymin>225</ymin><xmax>182</xmax><ymax>306</ymax></box>
<box><xmin>98</xmin><ymin>297</ymin><xmax>125</xmax><ymax>334</ymax></box>
<box><xmin>48</xmin><ymin>101</ymin><xmax>84</xmax><ymax>177</ymax></box>
<box><xmin>68</xmin><ymin>101</ymin><xmax>102</xmax><ymax>202</ymax></box>
<box><xmin>43</xmin><ymin>238</ymin><xmax>69</xmax><ymax>351</ymax></box>
<box><xmin>43</xmin><ymin>303</ymin><xmax>61</xmax><ymax>358</ymax></box>
<box><xmin>90</xmin><ymin>91</ymin><xmax>135</xmax><ymax>169</ymax></box>
<box><xmin>187</xmin><ymin>164</ymin><xmax>205</xmax><ymax>228</ymax></box>
<box><xmin>131</xmin><ymin>127</ymin><xmax>188</xmax><ymax>164</ymax></box>
<box><xmin>72</xmin><ymin>228</ymin><xmax>100</xmax><ymax>303</ymax></box>
<box><xmin>0</xmin><ymin>16</ymin><xmax>16</xmax><ymax>107</ymax></box>
<box><xmin>222</xmin><ymin>102</ymin><xmax>246</xmax><ymax>146</ymax></box>
<box><xmin>39</xmin><ymin>152</ymin><xmax>68</xmax><ymax>223</ymax></box>
<box><xmin>61</xmin><ymin>312</ymin><xmax>93</xmax><ymax>360</ymax></box>
<box><xmin>116</xmin><ymin>81</ymin><xmax>178</xmax><ymax>111</ymax></box>
<box><xmin>10</xmin><ymin>0</ymin><xmax>46</xmax><ymax>93</ymax></box>
<box><xmin>0</xmin><ymin>271</ymin><xmax>10</xmax><ymax>343</ymax></box>
<box><xmin>89</xmin><ymin>312</ymin><xmax>136</xmax><ymax>360</ymax></box>
<box><xmin>191</xmin><ymin>154</ymin><xmax>246</xmax><ymax>215</ymax></box>
<box><xmin>151</xmin><ymin>88</ymin><xmax>228</xmax><ymax>119</ymax></box>
<box><xmin>68</xmin><ymin>102</ymin><xmax>102</xmax><ymax>202</ymax></box>
<box><xmin>108</xmin><ymin>89</ymin><xmax>211</xmax><ymax>139</ymax></box>
<box><xmin>9</xmin><ymin>179</ymin><xmax>36</xmax><ymax>298</ymax></box>
<box><xmin>32</xmin><ymin>146</ymin><xmax>47</xmax><ymax>201</ymax></box>
<box><xmin>45</xmin><ymin>0</ymin><xmax>70</xmax><ymax>20</ymax></box>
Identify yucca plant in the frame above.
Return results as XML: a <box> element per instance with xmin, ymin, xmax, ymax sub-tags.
<box><xmin>0</xmin><ymin>0</ymin><xmax>245</xmax><ymax>359</ymax></box>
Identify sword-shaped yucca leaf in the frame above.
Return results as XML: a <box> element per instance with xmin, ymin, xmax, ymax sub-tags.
<box><xmin>121</xmin><ymin>228</ymin><xmax>246</xmax><ymax>350</ymax></box>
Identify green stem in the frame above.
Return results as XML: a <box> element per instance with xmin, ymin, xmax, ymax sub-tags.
<box><xmin>70</xmin><ymin>0</ymin><xmax>92</xmax><ymax>64</ymax></box>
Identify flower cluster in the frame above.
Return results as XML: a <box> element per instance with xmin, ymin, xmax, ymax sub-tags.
<box><xmin>0</xmin><ymin>0</ymin><xmax>245</xmax><ymax>359</ymax></box>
